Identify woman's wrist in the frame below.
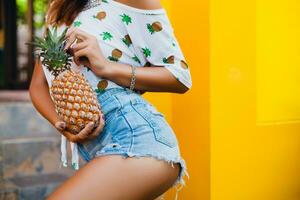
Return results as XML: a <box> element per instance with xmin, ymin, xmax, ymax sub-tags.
<box><xmin>93</xmin><ymin>58</ymin><xmax>137</xmax><ymax>89</ymax></box>
<box><xmin>49</xmin><ymin>115</ymin><xmax>61</xmax><ymax>127</ymax></box>
<box><xmin>96</xmin><ymin>60</ymin><xmax>122</xmax><ymax>79</ymax></box>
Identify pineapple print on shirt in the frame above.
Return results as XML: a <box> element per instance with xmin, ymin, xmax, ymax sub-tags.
<box><xmin>108</xmin><ymin>49</ymin><xmax>122</xmax><ymax>62</ymax></box>
<box><xmin>180</xmin><ymin>60</ymin><xmax>189</xmax><ymax>69</ymax></box>
<box><xmin>163</xmin><ymin>55</ymin><xmax>175</xmax><ymax>64</ymax></box>
<box><xmin>93</xmin><ymin>11</ymin><xmax>107</xmax><ymax>21</ymax></box>
<box><xmin>95</xmin><ymin>80</ymin><xmax>108</xmax><ymax>94</ymax></box>
<box><xmin>147</xmin><ymin>21</ymin><xmax>163</xmax><ymax>34</ymax></box>
<box><xmin>132</xmin><ymin>55</ymin><xmax>141</xmax><ymax>64</ymax></box>
<box><xmin>122</xmin><ymin>34</ymin><xmax>132</xmax><ymax>47</ymax></box>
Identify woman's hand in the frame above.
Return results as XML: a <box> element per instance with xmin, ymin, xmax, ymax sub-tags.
<box><xmin>63</xmin><ymin>27</ymin><xmax>109</xmax><ymax>76</ymax></box>
<box><xmin>54</xmin><ymin>116</ymin><xmax>105</xmax><ymax>143</ymax></box>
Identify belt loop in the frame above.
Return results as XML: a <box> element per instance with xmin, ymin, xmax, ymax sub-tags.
<box><xmin>125</xmin><ymin>87</ymin><xmax>131</xmax><ymax>95</ymax></box>
<box><xmin>97</xmin><ymin>87</ymin><xmax>128</xmax><ymax>103</ymax></box>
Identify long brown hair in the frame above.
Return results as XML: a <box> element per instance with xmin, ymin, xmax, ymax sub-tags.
<box><xmin>45</xmin><ymin>0</ymin><xmax>88</xmax><ymax>27</ymax></box>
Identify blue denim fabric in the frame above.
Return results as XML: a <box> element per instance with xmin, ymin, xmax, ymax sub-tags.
<box><xmin>77</xmin><ymin>87</ymin><xmax>189</xmax><ymax>195</ymax></box>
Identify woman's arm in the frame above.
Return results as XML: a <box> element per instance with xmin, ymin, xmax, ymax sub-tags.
<box><xmin>68</xmin><ymin>33</ymin><xmax>190</xmax><ymax>94</ymax></box>
<box><xmin>101</xmin><ymin>61</ymin><xmax>189</xmax><ymax>93</ymax></box>
<box><xmin>29</xmin><ymin>57</ymin><xmax>60</xmax><ymax>126</ymax></box>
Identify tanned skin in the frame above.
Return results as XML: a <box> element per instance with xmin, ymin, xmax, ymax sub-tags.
<box><xmin>30</xmin><ymin>0</ymin><xmax>186</xmax><ymax>199</ymax></box>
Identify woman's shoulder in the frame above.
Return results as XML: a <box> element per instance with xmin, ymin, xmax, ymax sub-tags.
<box><xmin>108</xmin><ymin>0</ymin><xmax>166</xmax><ymax>15</ymax></box>
<box><xmin>113</xmin><ymin>0</ymin><xmax>163</xmax><ymax>10</ymax></box>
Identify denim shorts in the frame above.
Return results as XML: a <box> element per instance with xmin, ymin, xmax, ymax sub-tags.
<box><xmin>77</xmin><ymin>87</ymin><xmax>189</xmax><ymax>198</ymax></box>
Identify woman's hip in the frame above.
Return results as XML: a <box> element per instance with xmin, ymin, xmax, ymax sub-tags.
<box><xmin>78</xmin><ymin>87</ymin><xmax>180</xmax><ymax>160</ymax></box>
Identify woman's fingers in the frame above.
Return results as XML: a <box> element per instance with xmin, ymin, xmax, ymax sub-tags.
<box><xmin>74</xmin><ymin>122</ymin><xmax>95</xmax><ymax>143</ymax></box>
<box><xmin>72</xmin><ymin>42</ymin><xmax>88</xmax><ymax>52</ymax></box>
<box><xmin>61</xmin><ymin>129</ymin><xmax>77</xmax><ymax>143</ymax></box>
<box><xmin>64</xmin><ymin>35</ymin><xmax>78</xmax><ymax>51</ymax></box>
<box><xmin>72</xmin><ymin>42</ymin><xmax>89</xmax><ymax>65</ymax></box>
<box><xmin>64</xmin><ymin>28</ymin><xmax>89</xmax><ymax>50</ymax></box>
<box><xmin>65</xmin><ymin>27</ymin><xmax>89</xmax><ymax>40</ymax></box>
<box><xmin>73</xmin><ymin>48</ymin><xmax>87</xmax><ymax>59</ymax></box>
<box><xmin>65</xmin><ymin>27</ymin><xmax>75</xmax><ymax>37</ymax></box>
<box><xmin>73</xmin><ymin>48</ymin><xmax>91</xmax><ymax>66</ymax></box>
<box><xmin>60</xmin><ymin>117</ymin><xmax>105</xmax><ymax>143</ymax></box>
<box><xmin>55</xmin><ymin>121</ymin><xmax>66</xmax><ymax>131</ymax></box>
<box><xmin>87</xmin><ymin>117</ymin><xmax>105</xmax><ymax>140</ymax></box>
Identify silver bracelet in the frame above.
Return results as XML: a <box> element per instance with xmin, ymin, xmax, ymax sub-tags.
<box><xmin>129</xmin><ymin>65</ymin><xmax>136</xmax><ymax>91</ymax></box>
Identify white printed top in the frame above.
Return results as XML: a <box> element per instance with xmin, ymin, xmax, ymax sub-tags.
<box><xmin>43</xmin><ymin>0</ymin><xmax>192</xmax><ymax>91</ymax></box>
<box><xmin>41</xmin><ymin>0</ymin><xmax>192</xmax><ymax>170</ymax></box>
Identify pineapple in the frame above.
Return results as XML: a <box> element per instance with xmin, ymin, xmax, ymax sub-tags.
<box><xmin>180</xmin><ymin>60</ymin><xmax>189</xmax><ymax>69</ymax></box>
<box><xmin>147</xmin><ymin>22</ymin><xmax>163</xmax><ymax>34</ymax></box>
<box><xmin>122</xmin><ymin>34</ymin><xmax>132</xmax><ymax>47</ymax></box>
<box><xmin>26</xmin><ymin>26</ymin><xmax>102</xmax><ymax>134</ymax></box>
<box><xmin>108</xmin><ymin>48</ymin><xmax>122</xmax><ymax>62</ymax></box>
<box><xmin>93</xmin><ymin>11</ymin><xmax>106</xmax><ymax>21</ymax></box>
<box><xmin>163</xmin><ymin>55</ymin><xmax>175</xmax><ymax>64</ymax></box>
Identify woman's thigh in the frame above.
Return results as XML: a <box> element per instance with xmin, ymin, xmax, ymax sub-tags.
<box><xmin>47</xmin><ymin>155</ymin><xmax>180</xmax><ymax>200</ymax></box>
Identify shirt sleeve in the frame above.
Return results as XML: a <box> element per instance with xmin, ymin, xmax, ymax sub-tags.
<box><xmin>124</xmin><ymin>10</ymin><xmax>192</xmax><ymax>89</ymax></box>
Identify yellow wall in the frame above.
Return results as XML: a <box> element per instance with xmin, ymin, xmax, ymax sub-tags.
<box><xmin>148</xmin><ymin>0</ymin><xmax>300</xmax><ymax>199</ymax></box>
<box><xmin>211</xmin><ymin>0</ymin><xmax>300</xmax><ymax>200</ymax></box>
<box><xmin>257</xmin><ymin>0</ymin><xmax>300</xmax><ymax>123</ymax></box>
<box><xmin>171</xmin><ymin>0</ymin><xmax>210</xmax><ymax>199</ymax></box>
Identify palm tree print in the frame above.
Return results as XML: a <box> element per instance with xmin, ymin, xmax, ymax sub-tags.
<box><xmin>100</xmin><ymin>32</ymin><xmax>113</xmax><ymax>41</ymax></box>
<box><xmin>142</xmin><ymin>47</ymin><xmax>151</xmax><ymax>58</ymax></box>
<box><xmin>132</xmin><ymin>55</ymin><xmax>141</xmax><ymax>64</ymax></box>
<box><xmin>120</xmin><ymin>14</ymin><xmax>132</xmax><ymax>25</ymax></box>
<box><xmin>73</xmin><ymin>21</ymin><xmax>82</xmax><ymax>27</ymax></box>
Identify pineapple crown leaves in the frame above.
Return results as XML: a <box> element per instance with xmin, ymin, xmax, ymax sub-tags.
<box><xmin>147</xmin><ymin>23</ymin><xmax>155</xmax><ymax>34</ymax></box>
<box><xmin>25</xmin><ymin>25</ymin><xmax>72</xmax><ymax>77</ymax></box>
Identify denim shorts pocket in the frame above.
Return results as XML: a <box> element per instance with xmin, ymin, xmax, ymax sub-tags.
<box><xmin>130</xmin><ymin>98</ymin><xmax>176</xmax><ymax>148</ymax></box>
<box><xmin>145</xmin><ymin>104</ymin><xmax>165</xmax><ymax>118</ymax></box>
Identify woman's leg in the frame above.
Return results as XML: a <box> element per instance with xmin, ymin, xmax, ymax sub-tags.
<box><xmin>47</xmin><ymin>155</ymin><xmax>181</xmax><ymax>200</ymax></box>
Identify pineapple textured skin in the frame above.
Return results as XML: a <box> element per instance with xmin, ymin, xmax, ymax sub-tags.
<box><xmin>51</xmin><ymin>70</ymin><xmax>102</xmax><ymax>134</ymax></box>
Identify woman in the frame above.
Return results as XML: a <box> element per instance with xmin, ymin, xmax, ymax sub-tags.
<box><xmin>29</xmin><ymin>0</ymin><xmax>192</xmax><ymax>199</ymax></box>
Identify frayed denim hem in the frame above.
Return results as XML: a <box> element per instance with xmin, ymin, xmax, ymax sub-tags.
<box><xmin>94</xmin><ymin>150</ymin><xmax>189</xmax><ymax>200</ymax></box>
